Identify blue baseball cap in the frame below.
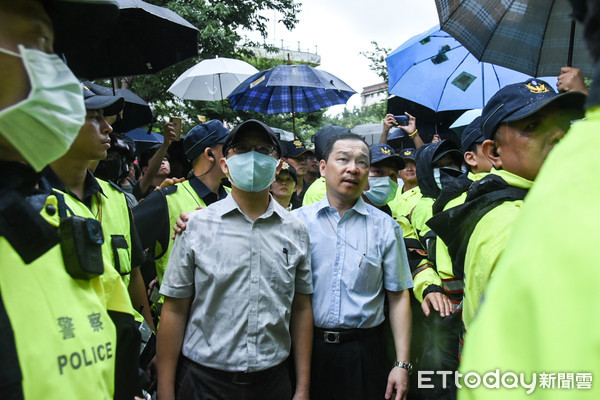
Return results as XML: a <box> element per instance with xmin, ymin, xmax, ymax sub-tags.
<box><xmin>461</xmin><ymin>116</ymin><xmax>484</xmax><ymax>153</ymax></box>
<box><xmin>369</xmin><ymin>143</ymin><xmax>405</xmax><ymax>170</ymax></box>
<box><xmin>184</xmin><ymin>120</ymin><xmax>230</xmax><ymax>162</ymax></box>
<box><xmin>282</xmin><ymin>139</ymin><xmax>310</xmax><ymax>158</ymax></box>
<box><xmin>481</xmin><ymin>78</ymin><xmax>586</xmax><ymax>139</ymax></box>
<box><xmin>278</xmin><ymin>161</ymin><xmax>298</xmax><ymax>184</ymax></box>
<box><xmin>400</xmin><ymin>148</ymin><xmax>417</xmax><ymax>162</ymax></box>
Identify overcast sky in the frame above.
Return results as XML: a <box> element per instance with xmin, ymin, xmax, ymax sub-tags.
<box><xmin>243</xmin><ymin>0</ymin><xmax>440</xmax><ymax>114</ymax></box>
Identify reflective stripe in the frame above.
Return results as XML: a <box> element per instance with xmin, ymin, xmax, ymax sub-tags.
<box><xmin>411</xmin><ymin>262</ymin><xmax>433</xmax><ymax>278</ymax></box>
<box><xmin>442</xmin><ymin>278</ymin><xmax>464</xmax><ymax>293</ymax></box>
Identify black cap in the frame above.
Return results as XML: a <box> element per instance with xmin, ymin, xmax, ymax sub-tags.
<box><xmin>81</xmin><ymin>81</ymin><xmax>124</xmax><ymax>116</ymax></box>
<box><xmin>183</xmin><ymin>120</ymin><xmax>230</xmax><ymax>162</ymax></box>
<box><xmin>282</xmin><ymin>139</ymin><xmax>310</xmax><ymax>158</ymax></box>
<box><xmin>461</xmin><ymin>116</ymin><xmax>485</xmax><ymax>153</ymax></box>
<box><xmin>432</xmin><ymin>139</ymin><xmax>463</xmax><ymax>166</ymax></box>
<box><xmin>481</xmin><ymin>78</ymin><xmax>586</xmax><ymax>139</ymax></box>
<box><xmin>369</xmin><ymin>143</ymin><xmax>405</xmax><ymax>170</ymax></box>
<box><xmin>278</xmin><ymin>161</ymin><xmax>298</xmax><ymax>184</ymax></box>
<box><xmin>223</xmin><ymin>119</ymin><xmax>282</xmax><ymax>157</ymax></box>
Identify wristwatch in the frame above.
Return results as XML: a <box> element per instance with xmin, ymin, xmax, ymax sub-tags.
<box><xmin>394</xmin><ymin>360</ymin><xmax>413</xmax><ymax>375</ymax></box>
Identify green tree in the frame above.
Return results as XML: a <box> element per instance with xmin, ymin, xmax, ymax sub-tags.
<box><xmin>360</xmin><ymin>41</ymin><xmax>392</xmax><ymax>83</ymax></box>
<box><xmin>321</xmin><ymin>102</ymin><xmax>387</xmax><ymax>129</ymax></box>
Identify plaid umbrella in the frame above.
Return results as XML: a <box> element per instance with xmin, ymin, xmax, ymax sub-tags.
<box><xmin>228</xmin><ymin>64</ymin><xmax>356</xmax><ymax>136</ymax></box>
<box><xmin>435</xmin><ymin>0</ymin><xmax>594</xmax><ymax>77</ymax></box>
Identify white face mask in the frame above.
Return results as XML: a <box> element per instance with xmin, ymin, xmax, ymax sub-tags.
<box><xmin>0</xmin><ymin>45</ymin><xmax>85</xmax><ymax>171</ymax></box>
<box><xmin>364</xmin><ymin>176</ymin><xmax>399</xmax><ymax>206</ymax></box>
<box><xmin>225</xmin><ymin>151</ymin><xmax>279</xmax><ymax>192</ymax></box>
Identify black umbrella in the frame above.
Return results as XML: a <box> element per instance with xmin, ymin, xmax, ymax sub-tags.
<box><xmin>50</xmin><ymin>0</ymin><xmax>120</xmax><ymax>58</ymax></box>
<box><xmin>386</xmin><ymin>95</ymin><xmax>467</xmax><ymax>150</ymax></box>
<box><xmin>58</xmin><ymin>0</ymin><xmax>199</xmax><ymax>80</ymax></box>
<box><xmin>83</xmin><ymin>81</ymin><xmax>154</xmax><ymax>132</ymax></box>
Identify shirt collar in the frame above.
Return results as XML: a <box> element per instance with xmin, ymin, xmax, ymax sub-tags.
<box><xmin>42</xmin><ymin>167</ymin><xmax>105</xmax><ymax>203</ymax></box>
<box><xmin>316</xmin><ymin>194</ymin><xmax>369</xmax><ymax>217</ymax></box>
<box><xmin>188</xmin><ymin>175</ymin><xmax>228</xmax><ymax>205</ymax></box>
<box><xmin>490</xmin><ymin>168</ymin><xmax>533</xmax><ymax>189</ymax></box>
<box><xmin>217</xmin><ymin>192</ymin><xmax>285</xmax><ymax>220</ymax></box>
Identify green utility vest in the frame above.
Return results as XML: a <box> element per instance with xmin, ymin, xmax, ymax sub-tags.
<box><xmin>55</xmin><ymin>188</ymin><xmax>134</xmax><ymax>316</ymax></box>
<box><xmin>97</xmin><ymin>179</ymin><xmax>134</xmax><ymax>287</ymax></box>
<box><xmin>0</xmin><ymin>194</ymin><xmax>117</xmax><ymax>399</ymax></box>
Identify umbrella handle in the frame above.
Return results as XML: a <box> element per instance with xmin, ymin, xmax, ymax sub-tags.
<box><xmin>567</xmin><ymin>18</ymin><xmax>576</xmax><ymax>67</ymax></box>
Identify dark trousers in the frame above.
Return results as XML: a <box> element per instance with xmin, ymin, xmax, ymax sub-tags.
<box><xmin>418</xmin><ymin>312</ymin><xmax>461</xmax><ymax>400</ymax></box>
<box><xmin>175</xmin><ymin>357</ymin><xmax>291</xmax><ymax>400</ymax></box>
<box><xmin>311</xmin><ymin>325</ymin><xmax>390</xmax><ymax>400</ymax></box>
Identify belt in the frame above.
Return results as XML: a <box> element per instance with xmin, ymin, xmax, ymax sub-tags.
<box><xmin>314</xmin><ymin>325</ymin><xmax>381</xmax><ymax>344</ymax></box>
<box><xmin>183</xmin><ymin>357</ymin><xmax>284</xmax><ymax>385</ymax></box>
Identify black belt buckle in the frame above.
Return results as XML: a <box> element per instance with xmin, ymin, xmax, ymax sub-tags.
<box><xmin>323</xmin><ymin>331</ymin><xmax>340</xmax><ymax>344</ymax></box>
<box><xmin>231</xmin><ymin>372</ymin><xmax>253</xmax><ymax>385</ymax></box>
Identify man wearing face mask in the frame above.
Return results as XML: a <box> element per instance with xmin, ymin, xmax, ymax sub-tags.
<box><xmin>363</xmin><ymin>143</ymin><xmax>405</xmax><ymax>215</ymax></box>
<box><xmin>132</xmin><ymin>120</ymin><xmax>230</xmax><ymax>318</ymax></box>
<box><xmin>0</xmin><ymin>1</ymin><xmax>142</xmax><ymax>399</ymax></box>
<box><xmin>157</xmin><ymin>119</ymin><xmax>314</xmax><ymax>400</ymax></box>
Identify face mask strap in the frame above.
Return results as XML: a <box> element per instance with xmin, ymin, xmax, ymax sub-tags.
<box><xmin>0</xmin><ymin>45</ymin><xmax>22</xmax><ymax>58</ymax></box>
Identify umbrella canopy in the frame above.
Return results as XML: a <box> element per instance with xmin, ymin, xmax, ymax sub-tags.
<box><xmin>62</xmin><ymin>0</ymin><xmax>199</xmax><ymax>80</ymax></box>
<box><xmin>228</xmin><ymin>64</ymin><xmax>356</xmax><ymax>136</ymax></box>
<box><xmin>123</xmin><ymin>127</ymin><xmax>163</xmax><ymax>156</ymax></box>
<box><xmin>435</xmin><ymin>0</ymin><xmax>594</xmax><ymax>77</ymax></box>
<box><xmin>168</xmin><ymin>57</ymin><xmax>259</xmax><ymax>101</ymax></box>
<box><xmin>51</xmin><ymin>1</ymin><xmax>120</xmax><ymax>59</ymax></box>
<box><xmin>449</xmin><ymin>109</ymin><xmax>482</xmax><ymax>130</ymax></box>
<box><xmin>83</xmin><ymin>81</ymin><xmax>153</xmax><ymax>132</ymax></box>
<box><xmin>386</xmin><ymin>25</ymin><xmax>555</xmax><ymax>112</ymax></box>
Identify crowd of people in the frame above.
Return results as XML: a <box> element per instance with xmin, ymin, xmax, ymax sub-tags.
<box><xmin>1</xmin><ymin>0</ymin><xmax>600</xmax><ymax>399</ymax></box>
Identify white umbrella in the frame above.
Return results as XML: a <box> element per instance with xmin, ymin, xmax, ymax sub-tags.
<box><xmin>449</xmin><ymin>109</ymin><xmax>482</xmax><ymax>129</ymax></box>
<box><xmin>168</xmin><ymin>57</ymin><xmax>259</xmax><ymax>101</ymax></box>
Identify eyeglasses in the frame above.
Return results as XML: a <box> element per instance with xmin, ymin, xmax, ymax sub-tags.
<box><xmin>231</xmin><ymin>143</ymin><xmax>277</xmax><ymax>155</ymax></box>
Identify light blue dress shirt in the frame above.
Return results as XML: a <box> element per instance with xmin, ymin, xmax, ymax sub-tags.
<box><xmin>293</xmin><ymin>196</ymin><xmax>412</xmax><ymax>329</ymax></box>
<box><xmin>161</xmin><ymin>194</ymin><xmax>313</xmax><ymax>372</ymax></box>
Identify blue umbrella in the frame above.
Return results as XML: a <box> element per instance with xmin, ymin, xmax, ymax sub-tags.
<box><xmin>228</xmin><ymin>64</ymin><xmax>356</xmax><ymax>136</ymax></box>
<box><xmin>124</xmin><ymin>127</ymin><xmax>164</xmax><ymax>156</ymax></box>
<box><xmin>386</xmin><ymin>25</ymin><xmax>556</xmax><ymax>112</ymax></box>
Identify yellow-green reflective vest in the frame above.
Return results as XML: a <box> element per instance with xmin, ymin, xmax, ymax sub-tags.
<box><xmin>0</xmin><ymin>194</ymin><xmax>117</xmax><ymax>399</ymax></box>
<box><xmin>56</xmin><ymin>189</ymin><xmax>134</xmax><ymax>316</ymax></box>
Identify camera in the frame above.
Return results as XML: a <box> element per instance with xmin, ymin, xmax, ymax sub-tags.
<box><xmin>393</xmin><ymin>115</ymin><xmax>409</xmax><ymax>126</ymax></box>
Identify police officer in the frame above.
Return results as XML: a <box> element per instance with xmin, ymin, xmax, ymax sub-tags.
<box><xmin>430</xmin><ymin>78</ymin><xmax>586</xmax><ymax>334</ymax></box>
<box><xmin>0</xmin><ymin>1</ymin><xmax>139</xmax><ymax>398</ymax></box>
<box><xmin>459</xmin><ymin>2</ymin><xmax>600</xmax><ymax>397</ymax></box>
<box><xmin>133</xmin><ymin>120</ymin><xmax>230</xmax><ymax>315</ymax></box>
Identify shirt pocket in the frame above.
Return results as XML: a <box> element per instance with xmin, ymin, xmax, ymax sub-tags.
<box><xmin>350</xmin><ymin>254</ymin><xmax>382</xmax><ymax>294</ymax></box>
<box><xmin>110</xmin><ymin>235</ymin><xmax>131</xmax><ymax>276</ymax></box>
<box><xmin>269</xmin><ymin>250</ymin><xmax>295</xmax><ymax>297</ymax></box>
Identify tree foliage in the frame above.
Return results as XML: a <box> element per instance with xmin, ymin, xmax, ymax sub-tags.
<box><xmin>321</xmin><ymin>102</ymin><xmax>387</xmax><ymax>129</ymax></box>
<box><xmin>359</xmin><ymin>41</ymin><xmax>392</xmax><ymax>83</ymax></box>
<box><xmin>111</xmin><ymin>0</ymin><xmax>308</xmax><ymax>133</ymax></box>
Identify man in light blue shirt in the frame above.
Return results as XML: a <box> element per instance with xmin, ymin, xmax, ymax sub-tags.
<box><xmin>293</xmin><ymin>133</ymin><xmax>413</xmax><ymax>400</ymax></box>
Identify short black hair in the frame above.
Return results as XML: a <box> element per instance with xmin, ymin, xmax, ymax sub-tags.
<box><xmin>322</xmin><ymin>133</ymin><xmax>371</xmax><ymax>164</ymax></box>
